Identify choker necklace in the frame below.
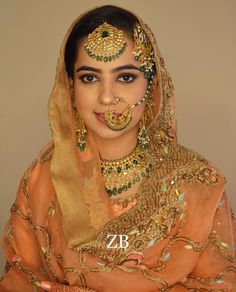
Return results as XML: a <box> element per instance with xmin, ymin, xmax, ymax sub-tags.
<box><xmin>101</xmin><ymin>145</ymin><xmax>153</xmax><ymax>197</ymax></box>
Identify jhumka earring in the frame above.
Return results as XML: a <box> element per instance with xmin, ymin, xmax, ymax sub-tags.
<box><xmin>75</xmin><ymin>115</ymin><xmax>87</xmax><ymax>152</ymax></box>
<box><xmin>138</xmin><ymin>111</ymin><xmax>150</xmax><ymax>150</ymax></box>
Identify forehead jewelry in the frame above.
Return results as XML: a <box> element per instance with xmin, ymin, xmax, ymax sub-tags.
<box><xmin>133</xmin><ymin>23</ymin><xmax>155</xmax><ymax>79</ymax></box>
<box><xmin>84</xmin><ymin>22</ymin><xmax>127</xmax><ymax>62</ymax></box>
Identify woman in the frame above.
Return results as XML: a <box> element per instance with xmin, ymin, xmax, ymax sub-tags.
<box><xmin>0</xmin><ymin>5</ymin><xmax>235</xmax><ymax>292</ymax></box>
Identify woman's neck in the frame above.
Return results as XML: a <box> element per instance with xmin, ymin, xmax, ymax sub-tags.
<box><xmin>93</xmin><ymin>127</ymin><xmax>139</xmax><ymax>160</ymax></box>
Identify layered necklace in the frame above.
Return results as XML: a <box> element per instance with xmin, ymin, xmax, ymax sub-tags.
<box><xmin>101</xmin><ymin>145</ymin><xmax>153</xmax><ymax>197</ymax></box>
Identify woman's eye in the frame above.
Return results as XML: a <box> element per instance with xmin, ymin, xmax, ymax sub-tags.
<box><xmin>79</xmin><ymin>74</ymin><xmax>98</xmax><ymax>83</ymax></box>
<box><xmin>118</xmin><ymin>74</ymin><xmax>137</xmax><ymax>83</ymax></box>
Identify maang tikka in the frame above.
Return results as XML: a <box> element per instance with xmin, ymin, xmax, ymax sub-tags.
<box><xmin>84</xmin><ymin>22</ymin><xmax>127</xmax><ymax>62</ymax></box>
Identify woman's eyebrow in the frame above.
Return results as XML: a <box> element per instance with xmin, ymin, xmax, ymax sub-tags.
<box><xmin>112</xmin><ymin>64</ymin><xmax>141</xmax><ymax>73</ymax></box>
<box><xmin>76</xmin><ymin>66</ymin><xmax>101</xmax><ymax>73</ymax></box>
<box><xmin>76</xmin><ymin>64</ymin><xmax>141</xmax><ymax>74</ymax></box>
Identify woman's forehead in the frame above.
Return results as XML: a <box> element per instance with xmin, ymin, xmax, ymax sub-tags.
<box><xmin>75</xmin><ymin>36</ymin><xmax>139</xmax><ymax>70</ymax></box>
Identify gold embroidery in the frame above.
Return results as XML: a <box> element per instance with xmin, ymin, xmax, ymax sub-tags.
<box><xmin>187</xmin><ymin>266</ymin><xmax>236</xmax><ymax>287</ymax></box>
<box><xmin>22</xmin><ymin>159</ymin><xmax>38</xmax><ymax>200</ymax></box>
<box><xmin>11</xmin><ymin>202</ymin><xmax>30</xmax><ymax>221</ymax></box>
<box><xmin>209</xmin><ymin>230</ymin><xmax>235</xmax><ymax>262</ymax></box>
<box><xmin>39</xmin><ymin>144</ymin><xmax>54</xmax><ymax>163</ymax></box>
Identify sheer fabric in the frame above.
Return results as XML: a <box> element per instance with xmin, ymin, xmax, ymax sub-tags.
<box><xmin>0</xmin><ymin>6</ymin><xmax>235</xmax><ymax>292</ymax></box>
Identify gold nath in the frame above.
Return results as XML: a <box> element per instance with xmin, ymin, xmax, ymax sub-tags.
<box><xmin>84</xmin><ymin>22</ymin><xmax>127</xmax><ymax>62</ymax></box>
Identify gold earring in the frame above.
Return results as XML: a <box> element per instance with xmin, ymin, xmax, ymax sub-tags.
<box><xmin>75</xmin><ymin>115</ymin><xmax>87</xmax><ymax>152</ymax></box>
<box><xmin>138</xmin><ymin>112</ymin><xmax>150</xmax><ymax>150</ymax></box>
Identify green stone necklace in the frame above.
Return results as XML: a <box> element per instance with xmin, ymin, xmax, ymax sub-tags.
<box><xmin>101</xmin><ymin>145</ymin><xmax>153</xmax><ymax>197</ymax></box>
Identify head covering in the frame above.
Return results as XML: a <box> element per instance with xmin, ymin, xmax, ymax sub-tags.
<box><xmin>48</xmin><ymin>6</ymin><xmax>176</xmax><ymax>248</ymax></box>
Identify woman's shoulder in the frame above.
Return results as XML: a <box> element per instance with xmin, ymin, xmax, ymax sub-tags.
<box><xmin>151</xmin><ymin>140</ymin><xmax>226</xmax><ymax>189</ymax></box>
<box><xmin>174</xmin><ymin>142</ymin><xmax>226</xmax><ymax>189</ymax></box>
<box><xmin>18</xmin><ymin>141</ymin><xmax>55</xmax><ymax>196</ymax></box>
<box><xmin>38</xmin><ymin>141</ymin><xmax>54</xmax><ymax>164</ymax></box>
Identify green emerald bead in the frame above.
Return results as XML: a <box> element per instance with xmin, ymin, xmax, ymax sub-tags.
<box><xmin>116</xmin><ymin>53</ymin><xmax>119</xmax><ymax>58</ymax></box>
<box><xmin>140</xmin><ymin>66</ymin><xmax>145</xmax><ymax>72</ymax></box>
<box><xmin>108</xmin><ymin>56</ymin><xmax>112</xmax><ymax>61</ymax></box>
<box><xmin>112</xmin><ymin>188</ymin><xmax>117</xmax><ymax>195</ymax></box>
<box><xmin>112</xmin><ymin>55</ymin><xmax>116</xmax><ymax>60</ymax></box>
<box><xmin>146</xmin><ymin>167</ymin><xmax>150</xmax><ymax>173</ymax></box>
<box><xmin>128</xmin><ymin>182</ymin><xmax>131</xmax><ymax>188</ymax></box>
<box><xmin>123</xmin><ymin>185</ymin><xmax>128</xmax><ymax>191</ymax></box>
<box><xmin>118</xmin><ymin>188</ymin><xmax>122</xmax><ymax>194</ymax></box>
<box><xmin>141</xmin><ymin>171</ymin><xmax>145</xmax><ymax>177</ymax></box>
<box><xmin>104</xmin><ymin>57</ymin><xmax>108</xmax><ymax>62</ymax></box>
<box><xmin>144</xmin><ymin>71</ymin><xmax>151</xmax><ymax>79</ymax></box>
<box><xmin>99</xmin><ymin>56</ymin><xmax>103</xmax><ymax>61</ymax></box>
<box><xmin>133</xmin><ymin>160</ymin><xmax>138</xmax><ymax>164</ymax></box>
<box><xmin>108</xmin><ymin>167</ymin><xmax>113</xmax><ymax>174</ymax></box>
<box><xmin>125</xmin><ymin>164</ymin><xmax>130</xmax><ymax>169</ymax></box>
<box><xmin>117</xmin><ymin>167</ymin><xmax>122</xmax><ymax>173</ymax></box>
<box><xmin>96</xmin><ymin>55</ymin><xmax>100</xmax><ymax>61</ymax></box>
<box><xmin>107</xmin><ymin>189</ymin><xmax>112</xmax><ymax>197</ymax></box>
<box><xmin>79</xmin><ymin>144</ymin><xmax>85</xmax><ymax>151</ymax></box>
<box><xmin>102</xmin><ymin>30</ymin><xmax>109</xmax><ymax>37</ymax></box>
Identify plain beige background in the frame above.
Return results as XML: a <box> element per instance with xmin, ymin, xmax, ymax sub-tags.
<box><xmin>0</xmin><ymin>0</ymin><xmax>235</xmax><ymax>275</ymax></box>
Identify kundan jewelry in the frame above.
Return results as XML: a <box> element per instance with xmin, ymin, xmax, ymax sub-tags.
<box><xmin>84</xmin><ymin>22</ymin><xmax>127</xmax><ymax>62</ymax></box>
<box><xmin>133</xmin><ymin>22</ymin><xmax>155</xmax><ymax>79</ymax></box>
<box><xmin>101</xmin><ymin>145</ymin><xmax>153</xmax><ymax>197</ymax></box>
<box><xmin>75</xmin><ymin>115</ymin><xmax>87</xmax><ymax>152</ymax></box>
<box><xmin>138</xmin><ymin>113</ymin><xmax>150</xmax><ymax>150</ymax></box>
<box><xmin>104</xmin><ymin>76</ymin><xmax>154</xmax><ymax>131</ymax></box>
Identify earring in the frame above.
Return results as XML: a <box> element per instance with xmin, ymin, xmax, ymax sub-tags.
<box><xmin>138</xmin><ymin>113</ymin><xmax>150</xmax><ymax>150</ymax></box>
<box><xmin>75</xmin><ymin>115</ymin><xmax>87</xmax><ymax>152</ymax></box>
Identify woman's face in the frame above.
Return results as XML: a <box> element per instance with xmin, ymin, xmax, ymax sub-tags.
<box><xmin>73</xmin><ymin>35</ymin><xmax>148</xmax><ymax>140</ymax></box>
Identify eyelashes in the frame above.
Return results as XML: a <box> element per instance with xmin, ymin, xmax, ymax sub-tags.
<box><xmin>118</xmin><ymin>73</ymin><xmax>137</xmax><ymax>83</ymax></box>
<box><xmin>78</xmin><ymin>73</ymin><xmax>138</xmax><ymax>84</ymax></box>
<box><xmin>79</xmin><ymin>74</ymin><xmax>98</xmax><ymax>83</ymax></box>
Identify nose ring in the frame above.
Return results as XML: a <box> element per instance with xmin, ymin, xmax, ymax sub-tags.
<box><xmin>104</xmin><ymin>97</ymin><xmax>132</xmax><ymax>131</ymax></box>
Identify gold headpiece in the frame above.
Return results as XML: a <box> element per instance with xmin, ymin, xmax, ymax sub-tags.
<box><xmin>84</xmin><ymin>22</ymin><xmax>127</xmax><ymax>62</ymax></box>
<box><xmin>133</xmin><ymin>23</ymin><xmax>155</xmax><ymax>79</ymax></box>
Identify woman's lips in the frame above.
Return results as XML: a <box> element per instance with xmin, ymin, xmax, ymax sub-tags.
<box><xmin>94</xmin><ymin>112</ymin><xmax>105</xmax><ymax>123</ymax></box>
<box><xmin>94</xmin><ymin>111</ymin><xmax>122</xmax><ymax>124</ymax></box>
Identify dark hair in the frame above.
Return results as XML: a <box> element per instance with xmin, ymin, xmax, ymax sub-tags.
<box><xmin>64</xmin><ymin>5</ymin><xmax>137</xmax><ymax>78</ymax></box>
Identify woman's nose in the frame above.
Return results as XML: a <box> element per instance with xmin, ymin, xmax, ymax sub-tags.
<box><xmin>98</xmin><ymin>83</ymin><xmax>117</xmax><ymax>106</ymax></box>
